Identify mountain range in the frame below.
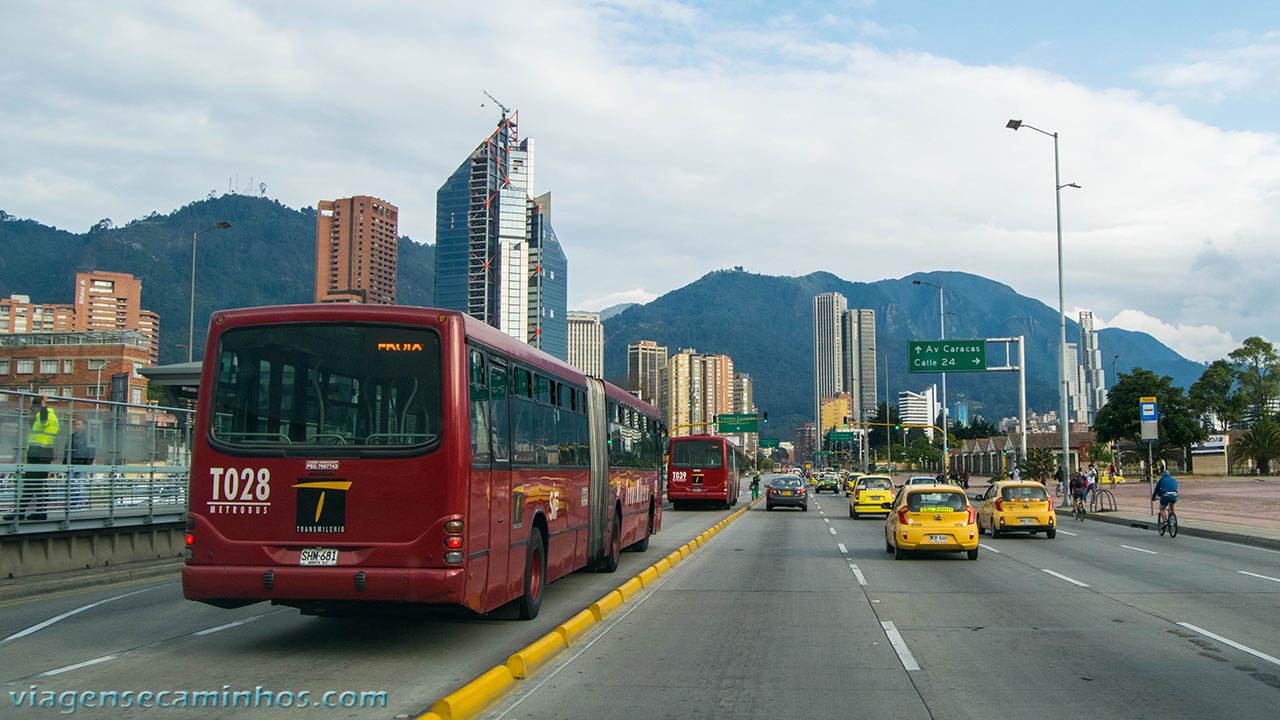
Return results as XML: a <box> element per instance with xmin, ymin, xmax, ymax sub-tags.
<box><xmin>1</xmin><ymin>195</ymin><xmax>1206</xmax><ymax>436</ymax></box>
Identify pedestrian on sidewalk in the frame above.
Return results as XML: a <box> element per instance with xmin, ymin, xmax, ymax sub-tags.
<box><xmin>5</xmin><ymin>396</ymin><xmax>59</xmax><ymax>521</ymax></box>
<box><xmin>750</xmin><ymin>473</ymin><xmax>760</xmax><ymax>500</ymax></box>
<box><xmin>66</xmin><ymin>417</ymin><xmax>96</xmax><ymax>510</ymax></box>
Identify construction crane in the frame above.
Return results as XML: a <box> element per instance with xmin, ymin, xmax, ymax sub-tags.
<box><xmin>482</xmin><ymin>90</ymin><xmax>510</xmax><ymax>118</ymax></box>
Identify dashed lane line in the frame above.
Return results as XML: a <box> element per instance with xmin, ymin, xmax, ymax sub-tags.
<box><xmin>1041</xmin><ymin>569</ymin><xmax>1089</xmax><ymax>587</ymax></box>
<box><xmin>1178</xmin><ymin>623</ymin><xmax>1280</xmax><ymax>669</ymax></box>
<box><xmin>38</xmin><ymin>654</ymin><xmax>122</xmax><ymax>677</ymax></box>
<box><xmin>837</xmin><ymin>543</ymin><xmax>848</xmax><ymax>554</ymax></box>
<box><xmin>849</xmin><ymin>563</ymin><xmax>867</xmax><ymax>586</ymax></box>
<box><xmin>1121</xmin><ymin>545</ymin><xmax>1158</xmax><ymax>555</ymax></box>
<box><xmin>1057</xmin><ymin>530</ymin><xmax>1079</xmax><ymax>537</ymax></box>
<box><xmin>881</xmin><ymin>621</ymin><xmax>921</xmax><ymax>671</ymax></box>
<box><xmin>1239</xmin><ymin>570</ymin><xmax>1280</xmax><ymax>584</ymax></box>
<box><xmin>0</xmin><ymin>587</ymin><xmax>160</xmax><ymax>645</ymax></box>
<box><xmin>979</xmin><ymin>543</ymin><xmax>1002</xmax><ymax>554</ymax></box>
<box><xmin>193</xmin><ymin>615</ymin><xmax>266</xmax><ymax>636</ymax></box>
<box><xmin>829</xmin><ymin>527</ymin><xmax>837</xmax><ymax>535</ymax></box>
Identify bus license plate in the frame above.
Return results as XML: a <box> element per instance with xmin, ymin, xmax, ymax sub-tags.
<box><xmin>299</xmin><ymin>548</ymin><xmax>339</xmax><ymax>566</ymax></box>
<box><xmin>929</xmin><ymin>534</ymin><xmax>948</xmax><ymax>543</ymax></box>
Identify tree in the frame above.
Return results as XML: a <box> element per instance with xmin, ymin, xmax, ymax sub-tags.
<box><xmin>1093</xmin><ymin>368</ymin><xmax>1207</xmax><ymax>457</ymax></box>
<box><xmin>1228</xmin><ymin>337</ymin><xmax>1280</xmax><ymax>422</ymax></box>
<box><xmin>1188</xmin><ymin>360</ymin><xmax>1246</xmax><ymax>431</ymax></box>
<box><xmin>953</xmin><ymin>419</ymin><xmax>999</xmax><ymax>440</ymax></box>
<box><xmin>1235</xmin><ymin>418</ymin><xmax>1280</xmax><ymax>474</ymax></box>
<box><xmin>1019</xmin><ymin>448</ymin><xmax>1055</xmax><ymax>483</ymax></box>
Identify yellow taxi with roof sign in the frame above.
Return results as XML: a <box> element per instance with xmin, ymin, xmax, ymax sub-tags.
<box><xmin>848</xmin><ymin>474</ymin><xmax>894</xmax><ymax>518</ymax></box>
<box><xmin>884</xmin><ymin>484</ymin><xmax>979</xmax><ymax>560</ymax></box>
<box><xmin>975</xmin><ymin>480</ymin><xmax>1056</xmax><ymax>538</ymax></box>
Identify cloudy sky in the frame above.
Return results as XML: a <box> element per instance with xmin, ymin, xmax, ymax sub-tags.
<box><xmin>4</xmin><ymin>1</ymin><xmax>1279</xmax><ymax>363</ymax></box>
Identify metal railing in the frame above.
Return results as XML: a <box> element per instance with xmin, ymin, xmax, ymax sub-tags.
<box><xmin>0</xmin><ymin>391</ymin><xmax>191</xmax><ymax>534</ymax></box>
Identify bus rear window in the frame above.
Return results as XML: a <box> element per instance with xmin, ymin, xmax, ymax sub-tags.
<box><xmin>210</xmin><ymin>324</ymin><xmax>442</xmax><ymax>451</ymax></box>
<box><xmin>670</xmin><ymin>440</ymin><xmax>724</xmax><ymax>468</ymax></box>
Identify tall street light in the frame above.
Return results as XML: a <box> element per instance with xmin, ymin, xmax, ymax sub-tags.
<box><xmin>1007</xmin><ymin>119</ymin><xmax>1080</xmax><ymax>500</ymax></box>
<box><xmin>914</xmin><ymin>279</ymin><xmax>948</xmax><ymax>475</ymax></box>
<box><xmin>189</xmin><ymin>222</ymin><xmax>232</xmax><ymax>362</ymax></box>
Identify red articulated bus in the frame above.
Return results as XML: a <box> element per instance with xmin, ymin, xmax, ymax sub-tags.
<box><xmin>182</xmin><ymin>305</ymin><xmax>664</xmax><ymax>619</ymax></box>
<box><xmin>666</xmin><ymin>435</ymin><xmax>740</xmax><ymax>510</ymax></box>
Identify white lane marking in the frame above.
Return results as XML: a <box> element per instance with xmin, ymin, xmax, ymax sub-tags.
<box><xmin>1121</xmin><ymin>545</ymin><xmax>1158</xmax><ymax>555</ymax></box>
<box><xmin>979</xmin><ymin>543</ymin><xmax>1002</xmax><ymax>554</ymax></box>
<box><xmin>881</xmin><ymin>621</ymin><xmax>921</xmax><ymax>671</ymax></box>
<box><xmin>1057</xmin><ymin>530</ymin><xmax>1079</xmax><ymax>537</ymax></box>
<box><xmin>1178</xmin><ymin>623</ymin><xmax>1280</xmax><ymax>668</ymax></box>
<box><xmin>0</xmin><ymin>587</ymin><xmax>158</xmax><ymax>645</ymax></box>
<box><xmin>1041</xmin><ymin>569</ymin><xmax>1089</xmax><ymax>587</ymax></box>
<box><xmin>829</xmin><ymin>527</ymin><xmax>837</xmax><ymax>535</ymax></box>
<box><xmin>837</xmin><ymin>543</ymin><xmax>848</xmax><ymax>554</ymax></box>
<box><xmin>194</xmin><ymin>615</ymin><xmax>265</xmax><ymax>636</ymax></box>
<box><xmin>1239</xmin><ymin>570</ymin><xmax>1280</xmax><ymax>584</ymax></box>
<box><xmin>850</xmin><ymin>563</ymin><xmax>867</xmax><ymax>586</ymax></box>
<box><xmin>38</xmin><ymin>654</ymin><xmax>122</xmax><ymax>677</ymax></box>
<box><xmin>824</xmin><ymin>518</ymin><xmax>831</xmax><ymax>523</ymax></box>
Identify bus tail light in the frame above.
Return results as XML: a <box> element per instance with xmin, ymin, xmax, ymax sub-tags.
<box><xmin>445</xmin><ymin>520</ymin><xmax>464</xmax><ymax>533</ymax></box>
<box><xmin>185</xmin><ymin>533</ymin><xmax>195</xmax><ymax>546</ymax></box>
<box><xmin>444</xmin><ymin>552</ymin><xmax>463</xmax><ymax>565</ymax></box>
<box><xmin>445</xmin><ymin>536</ymin><xmax>463</xmax><ymax>549</ymax></box>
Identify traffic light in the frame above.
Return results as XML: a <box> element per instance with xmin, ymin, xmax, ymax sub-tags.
<box><xmin>762</xmin><ymin>411</ymin><xmax>769</xmax><ymax>423</ymax></box>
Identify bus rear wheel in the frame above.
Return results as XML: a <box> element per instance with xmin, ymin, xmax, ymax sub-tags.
<box><xmin>517</xmin><ymin>531</ymin><xmax>546</xmax><ymax>620</ymax></box>
<box><xmin>599</xmin><ymin>512</ymin><xmax>622</xmax><ymax>573</ymax></box>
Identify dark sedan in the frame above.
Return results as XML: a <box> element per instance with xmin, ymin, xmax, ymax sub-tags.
<box><xmin>766</xmin><ymin>476</ymin><xmax>809</xmax><ymax>511</ymax></box>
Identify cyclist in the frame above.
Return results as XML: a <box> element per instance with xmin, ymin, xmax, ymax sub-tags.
<box><xmin>1069</xmin><ymin>470</ymin><xmax>1087</xmax><ymax>515</ymax></box>
<box><xmin>1152</xmin><ymin>468</ymin><xmax>1179</xmax><ymax>529</ymax></box>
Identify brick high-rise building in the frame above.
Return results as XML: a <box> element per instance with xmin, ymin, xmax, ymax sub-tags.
<box><xmin>627</xmin><ymin>340</ymin><xmax>668</xmax><ymax>405</ymax></box>
<box><xmin>0</xmin><ymin>294</ymin><xmax>74</xmax><ymax>335</ymax></box>
<box><xmin>0</xmin><ymin>330</ymin><xmax>151</xmax><ymax>403</ymax></box>
<box><xmin>315</xmin><ymin>195</ymin><xmax>399</xmax><ymax>305</ymax></box>
<box><xmin>73</xmin><ymin>271</ymin><xmax>159</xmax><ymax>365</ymax></box>
<box><xmin>659</xmin><ymin>349</ymin><xmax>736</xmax><ymax>438</ymax></box>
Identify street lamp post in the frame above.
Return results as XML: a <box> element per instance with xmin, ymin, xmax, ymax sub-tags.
<box><xmin>188</xmin><ymin>222</ymin><xmax>232</xmax><ymax>362</ymax></box>
<box><xmin>914</xmin><ymin>279</ymin><xmax>948</xmax><ymax>475</ymax></box>
<box><xmin>1007</xmin><ymin>119</ymin><xmax>1079</xmax><ymax>503</ymax></box>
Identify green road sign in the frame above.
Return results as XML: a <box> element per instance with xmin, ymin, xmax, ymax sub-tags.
<box><xmin>908</xmin><ymin>339</ymin><xmax>988</xmax><ymax>373</ymax></box>
<box><xmin>828</xmin><ymin>431</ymin><xmax>856</xmax><ymax>441</ymax></box>
<box><xmin>760</xmin><ymin>438</ymin><xmax>780</xmax><ymax>449</ymax></box>
<box><xmin>716</xmin><ymin>412</ymin><xmax>759</xmax><ymax>433</ymax></box>
<box><xmin>814</xmin><ymin>450</ymin><xmax>834</xmax><ymax>456</ymax></box>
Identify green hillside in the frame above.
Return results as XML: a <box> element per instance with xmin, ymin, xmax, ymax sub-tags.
<box><xmin>0</xmin><ymin>195</ymin><xmax>434</xmax><ymax>364</ymax></box>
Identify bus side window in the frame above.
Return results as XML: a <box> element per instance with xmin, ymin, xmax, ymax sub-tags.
<box><xmin>469</xmin><ymin>350</ymin><xmax>491</xmax><ymax>464</ymax></box>
<box><xmin>489</xmin><ymin>362</ymin><xmax>510</xmax><ymax>463</ymax></box>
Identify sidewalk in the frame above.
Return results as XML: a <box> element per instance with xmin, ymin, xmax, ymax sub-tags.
<box><xmin>971</xmin><ymin>475</ymin><xmax>1280</xmax><ymax>551</ymax></box>
<box><xmin>1080</xmin><ymin>475</ymin><xmax>1280</xmax><ymax>550</ymax></box>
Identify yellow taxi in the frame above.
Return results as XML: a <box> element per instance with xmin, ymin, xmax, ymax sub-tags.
<box><xmin>975</xmin><ymin>481</ymin><xmax>1056</xmax><ymax>539</ymax></box>
<box><xmin>848</xmin><ymin>474</ymin><xmax>894</xmax><ymax>517</ymax></box>
<box><xmin>884</xmin><ymin>484</ymin><xmax>979</xmax><ymax>560</ymax></box>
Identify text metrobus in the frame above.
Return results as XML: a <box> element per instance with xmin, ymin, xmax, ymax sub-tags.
<box><xmin>182</xmin><ymin>305</ymin><xmax>664</xmax><ymax>619</ymax></box>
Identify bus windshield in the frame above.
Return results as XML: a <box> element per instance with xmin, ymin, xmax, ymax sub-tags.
<box><xmin>670</xmin><ymin>440</ymin><xmax>724</xmax><ymax>469</ymax></box>
<box><xmin>209</xmin><ymin>323</ymin><xmax>443</xmax><ymax>451</ymax></box>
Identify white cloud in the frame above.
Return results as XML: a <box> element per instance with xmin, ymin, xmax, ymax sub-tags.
<box><xmin>1105</xmin><ymin>309</ymin><xmax>1239</xmax><ymax>363</ymax></box>
<box><xmin>580</xmin><ymin>288</ymin><xmax>660</xmax><ymax>311</ymax></box>
<box><xmin>3</xmin><ymin>1</ymin><xmax>1280</xmax><ymax>358</ymax></box>
<box><xmin>1137</xmin><ymin>30</ymin><xmax>1280</xmax><ymax>100</ymax></box>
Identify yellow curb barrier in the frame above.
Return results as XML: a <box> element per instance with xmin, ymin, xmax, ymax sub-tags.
<box><xmin>638</xmin><ymin>565</ymin><xmax>660</xmax><ymax>586</ymax></box>
<box><xmin>507</xmin><ymin>631</ymin><xmax>567</xmax><ymax>679</ymax></box>
<box><xmin>422</xmin><ymin>498</ymin><xmax>762</xmax><ymax>719</ymax></box>
<box><xmin>590</xmin><ymin>589</ymin><xmax>623</xmax><ymax>621</ymax></box>
<box><xmin>556</xmin><ymin>608</ymin><xmax>596</xmax><ymax>646</ymax></box>
<box><xmin>616</xmin><ymin>576</ymin><xmax>644</xmax><ymax>601</ymax></box>
<box><xmin>429</xmin><ymin>665</ymin><xmax>514</xmax><ymax>720</ymax></box>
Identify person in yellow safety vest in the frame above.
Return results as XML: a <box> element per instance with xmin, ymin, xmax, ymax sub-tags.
<box><xmin>5</xmin><ymin>395</ymin><xmax>59</xmax><ymax>521</ymax></box>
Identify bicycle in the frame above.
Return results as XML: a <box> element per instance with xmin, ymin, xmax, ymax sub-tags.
<box><xmin>1158</xmin><ymin>503</ymin><xmax>1178</xmax><ymax>538</ymax></box>
<box><xmin>1072</xmin><ymin>494</ymin><xmax>1086</xmax><ymax>522</ymax></box>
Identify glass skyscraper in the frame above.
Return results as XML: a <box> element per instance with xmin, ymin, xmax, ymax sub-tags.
<box><xmin>435</xmin><ymin>113</ymin><xmax>569</xmax><ymax>359</ymax></box>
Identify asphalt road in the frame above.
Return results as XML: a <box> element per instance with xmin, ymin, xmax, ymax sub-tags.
<box><xmin>4</xmin><ymin>478</ymin><xmax>1278</xmax><ymax>720</ymax></box>
<box><xmin>483</xmin><ymin>484</ymin><xmax>1280</xmax><ymax>720</ymax></box>
<box><xmin>0</xmin><ymin>497</ymin><xmax>748</xmax><ymax>719</ymax></box>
